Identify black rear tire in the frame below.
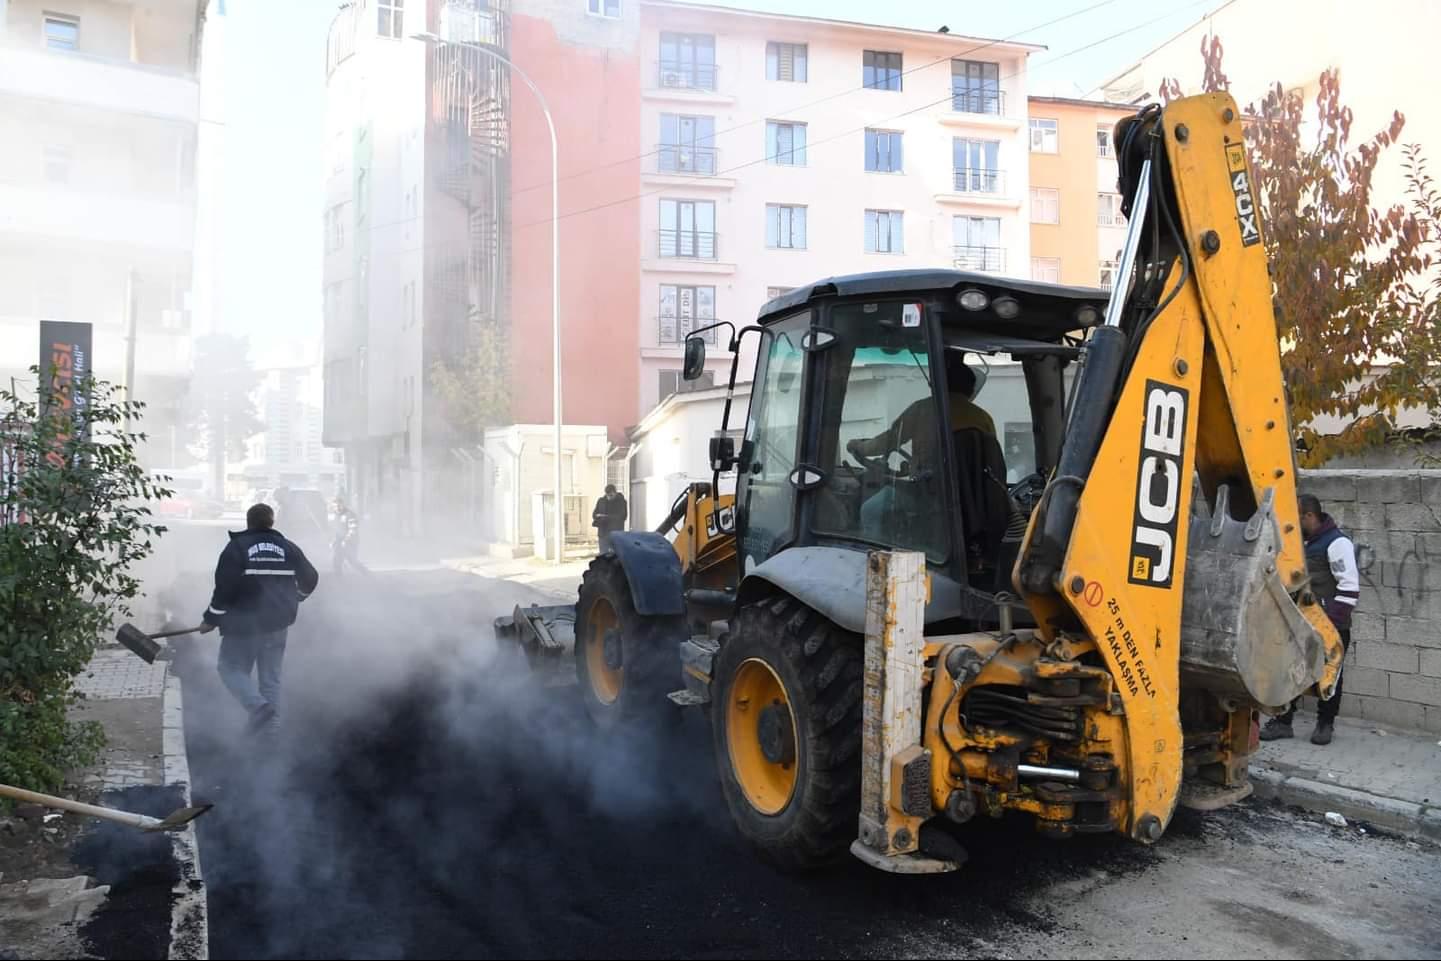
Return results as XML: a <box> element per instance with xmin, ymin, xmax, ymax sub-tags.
<box><xmin>711</xmin><ymin>594</ymin><xmax>864</xmax><ymax>872</ymax></box>
<box><xmin>574</xmin><ymin>555</ymin><xmax>684</xmax><ymax>729</ymax></box>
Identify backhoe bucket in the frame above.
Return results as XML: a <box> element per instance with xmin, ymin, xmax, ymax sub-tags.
<box><xmin>493</xmin><ymin>603</ymin><xmax>576</xmax><ymax>681</ymax></box>
<box><xmin>1179</xmin><ymin>485</ymin><xmax>1332</xmax><ymax>711</ymax></box>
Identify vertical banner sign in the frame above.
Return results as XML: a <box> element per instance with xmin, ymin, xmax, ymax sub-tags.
<box><xmin>39</xmin><ymin>320</ymin><xmax>93</xmax><ymax>466</ymax></box>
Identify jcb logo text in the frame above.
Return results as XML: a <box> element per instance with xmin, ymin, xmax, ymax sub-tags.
<box><xmin>1129</xmin><ymin>381</ymin><xmax>1189</xmax><ymax>588</ymax></box>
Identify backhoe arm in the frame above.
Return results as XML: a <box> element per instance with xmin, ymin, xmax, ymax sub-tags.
<box><xmin>1015</xmin><ymin>93</ymin><xmax>1344</xmax><ymax>839</ymax></box>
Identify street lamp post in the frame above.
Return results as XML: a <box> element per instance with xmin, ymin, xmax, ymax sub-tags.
<box><xmin>415</xmin><ymin>32</ymin><xmax>565</xmax><ymax>563</ymax></box>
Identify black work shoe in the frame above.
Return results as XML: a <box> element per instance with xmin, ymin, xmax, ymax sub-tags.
<box><xmin>1311</xmin><ymin>721</ymin><xmax>1334</xmax><ymax>745</ymax></box>
<box><xmin>246</xmin><ymin>702</ymin><xmax>277</xmax><ymax>734</ymax></box>
<box><xmin>1260</xmin><ymin>718</ymin><xmax>1294</xmax><ymax>741</ymax></box>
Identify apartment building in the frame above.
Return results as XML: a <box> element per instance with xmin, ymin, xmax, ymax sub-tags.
<box><xmin>636</xmin><ymin>0</ymin><xmax>1039</xmax><ymax>411</ymax></box>
<box><xmin>241</xmin><ymin>359</ymin><xmax>344</xmax><ymax>496</ymax></box>
<box><xmin>1026</xmin><ymin>95</ymin><xmax>1134</xmax><ymax>290</ymax></box>
<box><xmin>322</xmin><ymin>0</ymin><xmax>433</xmax><ymax>530</ymax></box>
<box><xmin>0</xmin><ymin>0</ymin><xmax>210</xmax><ymax>466</ymax></box>
<box><xmin>323</xmin><ymin>0</ymin><xmax>638</xmax><ymax>541</ymax></box>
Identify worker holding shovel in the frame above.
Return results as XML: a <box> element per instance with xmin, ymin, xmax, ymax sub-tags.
<box><xmin>199</xmin><ymin>503</ymin><xmax>320</xmax><ymax>736</ymax></box>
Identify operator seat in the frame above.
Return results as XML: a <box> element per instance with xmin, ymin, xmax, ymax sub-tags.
<box><xmin>952</xmin><ymin>426</ymin><xmax>1014</xmax><ymax>590</ymax></box>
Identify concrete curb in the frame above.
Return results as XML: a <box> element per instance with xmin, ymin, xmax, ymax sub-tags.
<box><xmin>1251</xmin><ymin>763</ymin><xmax>1441</xmax><ymax>842</ymax></box>
<box><xmin>162</xmin><ymin>670</ymin><xmax>209</xmax><ymax>960</ymax></box>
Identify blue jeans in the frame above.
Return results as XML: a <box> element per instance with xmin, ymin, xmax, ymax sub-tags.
<box><xmin>217</xmin><ymin>629</ymin><xmax>287</xmax><ymax>720</ymax></box>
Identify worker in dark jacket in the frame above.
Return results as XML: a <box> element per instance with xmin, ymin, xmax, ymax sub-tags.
<box><xmin>199</xmin><ymin>503</ymin><xmax>319</xmax><ymax>734</ymax></box>
<box><xmin>1261</xmin><ymin>494</ymin><xmax>1360</xmax><ymax>745</ymax></box>
<box><xmin>592</xmin><ymin>484</ymin><xmax>628</xmax><ymax>554</ymax></box>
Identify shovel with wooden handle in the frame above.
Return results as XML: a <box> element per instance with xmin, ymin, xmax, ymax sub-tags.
<box><xmin>115</xmin><ymin>623</ymin><xmax>206</xmax><ymax>663</ymax></box>
<box><xmin>0</xmin><ymin>783</ymin><xmax>212</xmax><ymax>832</ymax></box>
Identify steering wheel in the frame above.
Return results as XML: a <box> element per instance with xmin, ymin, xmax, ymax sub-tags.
<box><xmin>1008</xmin><ymin>472</ymin><xmax>1047</xmax><ymax>512</ymax></box>
<box><xmin>847</xmin><ymin>440</ymin><xmax>911</xmax><ymax>478</ymax></box>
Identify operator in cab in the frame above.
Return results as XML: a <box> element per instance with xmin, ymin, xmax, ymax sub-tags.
<box><xmin>846</xmin><ymin>350</ymin><xmax>995</xmax><ymax>466</ymax></box>
<box><xmin>845</xmin><ymin>349</ymin><xmax>998</xmax><ymax>540</ymax></box>
<box><xmin>847</xmin><ymin>350</ymin><xmax>1008</xmax><ymax>579</ymax></box>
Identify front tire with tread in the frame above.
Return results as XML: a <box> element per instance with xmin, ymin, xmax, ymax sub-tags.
<box><xmin>711</xmin><ymin>594</ymin><xmax>864</xmax><ymax>872</ymax></box>
<box><xmin>574</xmin><ymin>555</ymin><xmax>684</xmax><ymax>729</ymax></box>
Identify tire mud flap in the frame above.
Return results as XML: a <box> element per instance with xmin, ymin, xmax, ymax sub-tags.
<box><xmin>609</xmin><ymin>532</ymin><xmax>685</xmax><ymax>616</ymax></box>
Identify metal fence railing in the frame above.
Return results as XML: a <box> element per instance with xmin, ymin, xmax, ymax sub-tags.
<box><xmin>953</xmin><ymin>245</ymin><xmax>1005</xmax><ymax>273</ymax></box>
<box><xmin>658</xmin><ymin>229</ymin><xmax>718</xmax><ymax>260</ymax></box>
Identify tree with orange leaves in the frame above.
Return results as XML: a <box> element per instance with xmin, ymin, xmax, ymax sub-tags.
<box><xmin>1163</xmin><ymin>37</ymin><xmax>1439</xmax><ymax>465</ymax></box>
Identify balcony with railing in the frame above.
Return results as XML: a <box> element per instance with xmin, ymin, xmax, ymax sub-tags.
<box><xmin>951</xmin><ymin>88</ymin><xmax>1005</xmax><ymax>116</ymax></box>
<box><xmin>937</xmin><ymin>168</ymin><xmax>1018</xmax><ymax>209</ymax></box>
<box><xmin>658</xmin><ymin>60</ymin><xmax>719</xmax><ymax>92</ymax></box>
<box><xmin>657</xmin><ymin>315</ymin><xmax>719</xmax><ymax>345</ymax></box>
<box><xmin>952</xmin><ymin>168</ymin><xmax>1005</xmax><ymax>194</ymax></box>
<box><xmin>656</xmin><ymin>144</ymin><xmax>719</xmax><ymax>177</ymax></box>
<box><xmin>658</xmin><ymin>229</ymin><xmax>718</xmax><ymax>261</ymax></box>
<box><xmin>438</xmin><ymin>0</ymin><xmax>505</xmax><ymax>45</ymax></box>
<box><xmin>953</xmin><ymin>245</ymin><xmax>1006</xmax><ymax>273</ymax></box>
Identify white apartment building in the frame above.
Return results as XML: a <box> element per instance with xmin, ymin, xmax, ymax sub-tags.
<box><xmin>636</xmin><ymin>0</ymin><xmax>1039</xmax><ymax>411</ymax></box>
<box><xmin>242</xmin><ymin>359</ymin><xmax>344</xmax><ymax>495</ymax></box>
<box><xmin>0</xmin><ymin>0</ymin><xmax>210</xmax><ymax>466</ymax></box>
<box><xmin>322</xmin><ymin>0</ymin><xmax>431</xmax><ymax>529</ymax></box>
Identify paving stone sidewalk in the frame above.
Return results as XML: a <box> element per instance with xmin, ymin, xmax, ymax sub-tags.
<box><xmin>1252</xmin><ymin>711</ymin><xmax>1441</xmax><ymax>840</ymax></box>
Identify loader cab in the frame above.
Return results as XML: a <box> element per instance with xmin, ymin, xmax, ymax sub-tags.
<box><xmin>704</xmin><ymin>269</ymin><xmax>1105</xmax><ymax>630</ymax></box>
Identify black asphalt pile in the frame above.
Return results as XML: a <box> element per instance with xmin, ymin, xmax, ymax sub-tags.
<box><xmin>71</xmin><ymin>784</ymin><xmax>184</xmax><ymax>960</ymax></box>
<box><xmin>177</xmin><ymin>571</ymin><xmax>1166</xmax><ymax>960</ymax></box>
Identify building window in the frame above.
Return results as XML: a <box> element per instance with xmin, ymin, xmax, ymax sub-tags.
<box><xmin>402</xmin><ymin>281</ymin><xmax>415</xmax><ymax>328</ymax></box>
<box><xmin>864</xmin><ymin>210</ymin><xmax>904</xmax><ymax>254</ymax></box>
<box><xmin>1031</xmin><ymin>257</ymin><xmax>1061</xmax><ymax>284</ymax></box>
<box><xmin>323</xmin><ymin>281</ymin><xmax>343</xmax><ymax>327</ymax></box>
<box><xmin>1098</xmin><ymin>192</ymin><xmax>1125</xmax><ymax>226</ymax></box>
<box><xmin>765</xmin><ymin>286</ymin><xmax>792</xmax><ymax>301</ymax></box>
<box><xmin>659</xmin><ymin>284</ymin><xmax>716</xmax><ymax>344</ymax></box>
<box><xmin>659</xmin><ymin>113</ymin><xmax>717</xmax><ymax>174</ymax></box>
<box><xmin>659</xmin><ymin>33</ymin><xmax>717</xmax><ymax>91</ymax></box>
<box><xmin>766</xmin><ymin>204</ymin><xmax>807</xmax><ymax>249</ymax></box>
<box><xmin>43</xmin><ymin>144</ymin><xmax>71</xmax><ymax>184</ymax></box>
<box><xmin>765</xmin><ymin>121</ymin><xmax>807</xmax><ymax>166</ymax></box>
<box><xmin>659</xmin><ymin>199</ymin><xmax>717</xmax><ymax>259</ymax></box>
<box><xmin>766</xmin><ymin>42</ymin><xmax>807</xmax><ymax>82</ymax></box>
<box><xmin>951</xmin><ymin>60</ymin><xmax>1001</xmax><ymax>114</ymax></box>
<box><xmin>953</xmin><ymin>216</ymin><xmax>1003</xmax><ymax>272</ymax></box>
<box><xmin>1097</xmin><ymin>124</ymin><xmax>1114</xmax><ymax>158</ymax></box>
<box><xmin>863</xmin><ymin>50</ymin><xmax>902</xmax><ymax>91</ymax></box>
<box><xmin>587</xmin><ymin>0</ymin><xmax>621</xmax><ymax>18</ymax></box>
<box><xmin>377</xmin><ymin>0</ymin><xmax>403</xmax><ymax>39</ymax></box>
<box><xmin>356</xmin><ymin>169</ymin><xmax>368</xmax><ymax>224</ymax></box>
<box><xmin>864</xmin><ymin>129</ymin><xmax>902</xmax><ymax>173</ymax></box>
<box><xmin>1030</xmin><ymin>186</ymin><xmax>1059</xmax><ymax>224</ymax></box>
<box><xmin>325</xmin><ymin>204</ymin><xmax>347</xmax><ymax>252</ymax></box>
<box><xmin>43</xmin><ymin>14</ymin><xmax>79</xmax><ymax>51</ymax></box>
<box><xmin>1029</xmin><ymin>117</ymin><xmax>1059</xmax><ymax>154</ymax></box>
<box><xmin>953</xmin><ymin>138</ymin><xmax>1000</xmax><ymax>193</ymax></box>
<box><xmin>660</xmin><ymin>369</ymin><xmax>714</xmax><ymax>400</ymax></box>
<box><xmin>1099</xmin><ymin>260</ymin><xmax>1119</xmax><ymax>289</ymax></box>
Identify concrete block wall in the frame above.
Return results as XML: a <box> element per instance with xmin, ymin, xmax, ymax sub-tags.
<box><xmin>1300</xmin><ymin>470</ymin><xmax>1441</xmax><ymax>733</ymax></box>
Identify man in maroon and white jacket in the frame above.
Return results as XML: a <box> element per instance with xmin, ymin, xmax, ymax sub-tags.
<box><xmin>1261</xmin><ymin>494</ymin><xmax>1360</xmax><ymax>745</ymax></box>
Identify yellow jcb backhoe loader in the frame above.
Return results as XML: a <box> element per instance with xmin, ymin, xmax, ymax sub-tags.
<box><xmin>496</xmin><ymin>92</ymin><xmax>1344</xmax><ymax>873</ymax></box>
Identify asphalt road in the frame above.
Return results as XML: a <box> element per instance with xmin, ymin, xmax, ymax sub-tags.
<box><xmin>175</xmin><ymin>568</ymin><xmax>1441</xmax><ymax>960</ymax></box>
